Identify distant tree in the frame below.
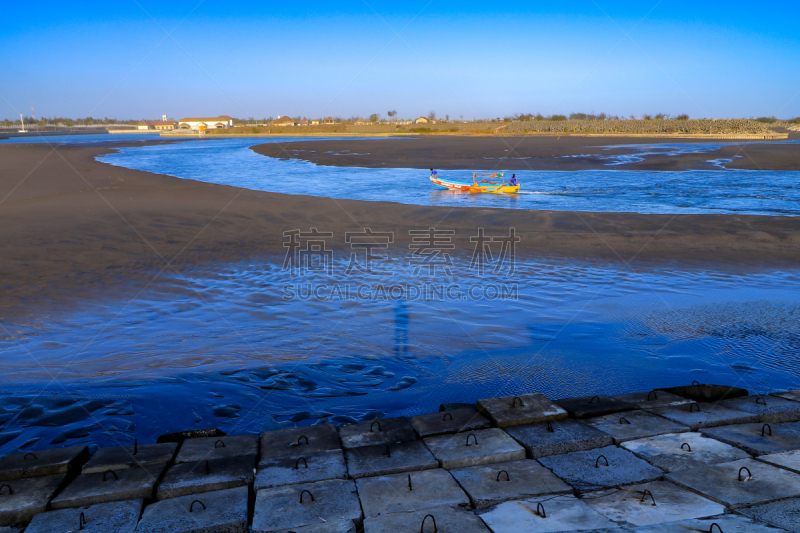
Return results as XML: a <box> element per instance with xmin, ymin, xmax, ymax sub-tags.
<box><xmin>369</xmin><ymin>113</ymin><xmax>380</xmax><ymax>122</ymax></box>
<box><xmin>445</xmin><ymin>114</ymin><xmax>449</xmax><ymax>122</ymax></box>
<box><xmin>550</xmin><ymin>114</ymin><xmax>567</xmax><ymax>121</ymax></box>
<box><xmin>459</xmin><ymin>114</ymin><xmax>464</xmax><ymax>121</ymax></box>
<box><xmin>427</xmin><ymin>110</ymin><xmax>436</xmax><ymax>120</ymax></box>
<box><xmin>654</xmin><ymin>113</ymin><xmax>667</xmax><ymax>120</ymax></box>
<box><xmin>387</xmin><ymin>110</ymin><xmax>397</xmax><ymax>121</ymax></box>
<box><xmin>643</xmin><ymin>114</ymin><xmax>652</xmax><ymax>120</ymax></box>
<box><xmin>755</xmin><ymin>116</ymin><xmax>777</xmax><ymax>123</ymax></box>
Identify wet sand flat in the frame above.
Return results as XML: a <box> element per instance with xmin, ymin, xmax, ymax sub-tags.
<box><xmin>251</xmin><ymin>134</ymin><xmax>800</xmax><ymax>171</ymax></box>
<box><xmin>2</xmin><ymin>142</ymin><xmax>800</xmax><ymax>313</ymax></box>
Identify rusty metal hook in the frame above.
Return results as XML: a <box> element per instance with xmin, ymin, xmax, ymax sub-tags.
<box><xmin>189</xmin><ymin>500</ymin><xmax>206</xmax><ymax>512</ymax></box>
<box><xmin>496</xmin><ymin>470</ymin><xmax>510</xmax><ymax>482</ymax></box>
<box><xmin>23</xmin><ymin>452</ymin><xmax>37</xmax><ymax>461</ymax></box>
<box><xmin>647</xmin><ymin>391</ymin><xmax>658</xmax><ymax>401</ymax></box>
<box><xmin>295</xmin><ymin>457</ymin><xmax>308</xmax><ymax>469</ymax></box>
<box><xmin>619</xmin><ymin>417</ymin><xmax>631</xmax><ymax>425</ymax></box>
<box><xmin>214</xmin><ymin>439</ymin><xmax>225</xmax><ymax>448</ymax></box>
<box><xmin>102</xmin><ymin>470</ymin><xmax>118</xmax><ymax>482</ymax></box>
<box><xmin>640</xmin><ymin>489</ymin><xmax>656</xmax><ymax>505</ymax></box>
<box><xmin>420</xmin><ymin>514</ymin><xmax>437</xmax><ymax>532</ymax></box>
<box><xmin>756</xmin><ymin>397</ymin><xmax>767</xmax><ymax>405</ymax></box>
<box><xmin>595</xmin><ymin>455</ymin><xmax>609</xmax><ymax>468</ymax></box>
<box><xmin>0</xmin><ymin>484</ymin><xmax>13</xmax><ymax>496</ymax></box>
<box><xmin>205</xmin><ymin>460</ymin><xmax>210</xmax><ymax>475</ymax></box>
<box><xmin>297</xmin><ymin>435</ymin><xmax>309</xmax><ymax>445</ymax></box>
<box><xmin>546</xmin><ymin>420</ymin><xmax>554</xmax><ymax>433</ymax></box>
<box><xmin>79</xmin><ymin>511</ymin><xmax>86</xmax><ymax>529</ymax></box>
<box><xmin>689</xmin><ymin>403</ymin><xmax>701</xmax><ymax>412</ymax></box>
<box><xmin>681</xmin><ymin>443</ymin><xmax>692</xmax><ymax>452</ymax></box>
<box><xmin>511</xmin><ymin>396</ymin><xmax>525</xmax><ymax>408</ymax></box>
<box><xmin>442</xmin><ymin>412</ymin><xmax>453</xmax><ymax>421</ymax></box>
<box><xmin>300</xmin><ymin>489</ymin><xmax>315</xmax><ymax>503</ymax></box>
<box><xmin>738</xmin><ymin>466</ymin><xmax>752</xmax><ymax>481</ymax></box>
<box><xmin>761</xmin><ymin>424</ymin><xmax>772</xmax><ymax>437</ymax></box>
<box><xmin>408</xmin><ymin>474</ymin><xmax>412</xmax><ymax>491</ymax></box>
<box><xmin>535</xmin><ymin>502</ymin><xmax>546</xmax><ymax>518</ymax></box>
<box><xmin>133</xmin><ymin>439</ymin><xmax>138</xmax><ymax>456</ymax></box>
<box><xmin>692</xmin><ymin>381</ymin><xmax>700</xmax><ymax>386</ymax></box>
<box><xmin>383</xmin><ymin>444</ymin><xmax>391</xmax><ymax>458</ymax></box>
<box><xmin>709</xmin><ymin>523</ymin><xmax>723</xmax><ymax>533</ymax></box>
<box><xmin>589</xmin><ymin>396</ymin><xmax>600</xmax><ymax>404</ymax></box>
<box><xmin>465</xmin><ymin>433</ymin><xmax>478</xmax><ymax>446</ymax></box>
<box><xmin>370</xmin><ymin>421</ymin><xmax>382</xmax><ymax>432</ymax></box>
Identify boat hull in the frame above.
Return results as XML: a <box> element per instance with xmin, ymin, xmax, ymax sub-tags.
<box><xmin>430</xmin><ymin>176</ymin><xmax>520</xmax><ymax>194</ymax></box>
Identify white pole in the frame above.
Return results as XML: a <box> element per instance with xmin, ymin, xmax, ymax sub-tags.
<box><xmin>19</xmin><ymin>113</ymin><xmax>26</xmax><ymax>132</ymax></box>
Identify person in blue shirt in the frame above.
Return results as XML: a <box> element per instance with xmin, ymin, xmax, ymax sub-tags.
<box><xmin>509</xmin><ymin>174</ymin><xmax>518</xmax><ymax>186</ymax></box>
<box><xmin>430</xmin><ymin>168</ymin><xmax>438</xmax><ymax>178</ymax></box>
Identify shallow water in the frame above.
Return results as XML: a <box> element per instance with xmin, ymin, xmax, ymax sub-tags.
<box><xmin>2</xmin><ymin>253</ymin><xmax>799</xmax><ymax>453</ymax></box>
<box><xmin>99</xmin><ymin>137</ymin><xmax>800</xmax><ymax>216</ymax></box>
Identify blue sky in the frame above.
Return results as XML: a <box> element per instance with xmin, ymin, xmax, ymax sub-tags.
<box><xmin>2</xmin><ymin>1</ymin><xmax>799</xmax><ymax>120</ymax></box>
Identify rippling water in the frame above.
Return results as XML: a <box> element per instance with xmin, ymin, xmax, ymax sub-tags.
<box><xmin>2</xmin><ymin>254</ymin><xmax>799</xmax><ymax>453</ymax></box>
<box><xmin>99</xmin><ymin>137</ymin><xmax>800</xmax><ymax>216</ymax></box>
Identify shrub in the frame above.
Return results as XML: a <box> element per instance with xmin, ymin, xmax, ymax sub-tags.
<box><xmin>755</xmin><ymin>116</ymin><xmax>777</xmax><ymax>123</ymax></box>
<box><xmin>550</xmin><ymin>115</ymin><xmax>567</xmax><ymax>121</ymax></box>
<box><xmin>676</xmin><ymin>114</ymin><xmax>689</xmax><ymax>120</ymax></box>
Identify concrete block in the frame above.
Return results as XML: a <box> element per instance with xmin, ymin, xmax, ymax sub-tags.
<box><xmin>137</xmin><ymin>486</ymin><xmax>248</xmax><ymax>533</ymax></box>
<box><xmin>667</xmin><ymin>457</ymin><xmax>800</xmax><ymax>508</ymax></box>
<box><xmin>584</xmin><ymin>410</ymin><xmax>689</xmax><ymax>444</ymax></box>
<box><xmin>363</xmin><ymin>506</ymin><xmax>489</xmax><ymax>533</ymax></box>
<box><xmin>630</xmin><ymin>514</ymin><xmax>788</xmax><ymax>532</ymax></box>
<box><xmin>344</xmin><ymin>440</ymin><xmax>437</xmax><ymax>478</ymax></box>
<box><xmin>611</xmin><ymin>390</ymin><xmax>691</xmax><ymax>410</ymax></box>
<box><xmin>582</xmin><ymin>480</ymin><xmax>725</xmax><ymax>526</ymax></box>
<box><xmin>82</xmin><ymin>442</ymin><xmax>178</xmax><ymax>474</ymax></box>
<box><xmin>410</xmin><ymin>408</ymin><xmax>491</xmax><ymax>438</ymax></box>
<box><xmin>449</xmin><ymin>459</ymin><xmax>571</xmax><ymax>509</ymax></box>
<box><xmin>0</xmin><ymin>473</ymin><xmax>67</xmax><ymax>526</ymax></box>
<box><xmin>538</xmin><ymin>445</ymin><xmax>664</xmax><ymax>491</ymax></box>
<box><xmin>252</xmin><ymin>479</ymin><xmax>361</xmax><ymax>532</ymax></box>
<box><xmin>504</xmin><ymin>419</ymin><xmax>613</xmax><ymax>459</ymax></box>
<box><xmin>158</xmin><ymin>456</ymin><xmax>255</xmax><ymax>500</ymax></box>
<box><xmin>477</xmin><ymin>494</ymin><xmax>618</xmax><ymax>532</ymax></box>
<box><xmin>476</xmin><ymin>393</ymin><xmax>567</xmax><ymax>428</ymax></box>
<box><xmin>423</xmin><ymin>429</ymin><xmax>525</xmax><ymax>469</ymax></box>
<box><xmin>50</xmin><ymin>464</ymin><xmax>165</xmax><ymax>510</ymax></box>
<box><xmin>621</xmin><ymin>431</ymin><xmax>750</xmax><ymax>473</ymax></box>
<box><xmin>355</xmin><ymin>469</ymin><xmax>469</xmax><ymax>517</ymax></box>
<box><xmin>260</xmin><ymin>423</ymin><xmax>341</xmax><ymax>463</ymax></box>
<box><xmin>272</xmin><ymin>520</ymin><xmax>356</xmax><ymax>532</ymax></box>
<box><xmin>0</xmin><ymin>527</ymin><xmax>22</xmax><ymax>533</ymax></box>
<box><xmin>659</xmin><ymin>383</ymin><xmax>748</xmax><ymax>403</ymax></box>
<box><xmin>337</xmin><ymin>417</ymin><xmax>417</xmax><ymax>450</ymax></box>
<box><xmin>256</xmin><ymin>450</ymin><xmax>347</xmax><ymax>489</ymax></box>
<box><xmin>554</xmin><ymin>395</ymin><xmax>635</xmax><ymax>419</ymax></box>
<box><xmin>758</xmin><ymin>449</ymin><xmax>800</xmax><ymax>474</ymax></box>
<box><xmin>738</xmin><ymin>496</ymin><xmax>800</xmax><ymax>531</ymax></box>
<box><xmin>0</xmin><ymin>446</ymin><xmax>88</xmax><ymax>482</ymax></box>
<box><xmin>25</xmin><ymin>499</ymin><xmax>141</xmax><ymax>533</ymax></box>
<box><xmin>772</xmin><ymin>389</ymin><xmax>800</xmax><ymax>403</ymax></box>
<box><xmin>701</xmin><ymin>421</ymin><xmax>800</xmax><ymax>456</ymax></box>
<box><xmin>157</xmin><ymin>428</ymin><xmax>225</xmax><ymax>444</ymax></box>
<box><xmin>649</xmin><ymin>402</ymin><xmax>757</xmax><ymax>430</ymax></box>
<box><xmin>175</xmin><ymin>435</ymin><xmax>258</xmax><ymax>464</ymax></box>
<box><xmin>719</xmin><ymin>395</ymin><xmax>800</xmax><ymax>423</ymax></box>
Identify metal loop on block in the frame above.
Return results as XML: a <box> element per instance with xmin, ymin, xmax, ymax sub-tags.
<box><xmin>681</xmin><ymin>443</ymin><xmax>692</xmax><ymax>452</ymax></box>
<box><xmin>383</xmin><ymin>444</ymin><xmax>391</xmax><ymax>458</ymax></box>
<box><xmin>738</xmin><ymin>466</ymin><xmax>752</xmax><ymax>481</ymax></box>
<box><xmin>756</xmin><ymin>397</ymin><xmax>767</xmax><ymax>405</ymax></box>
<box><xmin>297</xmin><ymin>435</ymin><xmax>309</xmax><ymax>445</ymax></box>
<box><xmin>511</xmin><ymin>396</ymin><xmax>525</xmax><ymax>408</ymax></box>
<box><xmin>546</xmin><ymin>421</ymin><xmax>554</xmax><ymax>433</ymax></box>
<box><xmin>102</xmin><ymin>470</ymin><xmax>118</xmax><ymax>482</ymax></box>
<box><xmin>689</xmin><ymin>403</ymin><xmax>701</xmax><ymax>412</ymax></box>
<box><xmin>761</xmin><ymin>424</ymin><xmax>772</xmax><ymax>437</ymax></box>
<box><xmin>442</xmin><ymin>412</ymin><xmax>453</xmax><ymax>422</ymax></box>
<box><xmin>214</xmin><ymin>439</ymin><xmax>225</xmax><ymax>448</ymax></box>
<box><xmin>370</xmin><ymin>421</ymin><xmax>382</xmax><ymax>432</ymax></box>
<box><xmin>640</xmin><ymin>489</ymin><xmax>656</xmax><ymax>505</ymax></box>
<box><xmin>295</xmin><ymin>457</ymin><xmax>308</xmax><ymax>470</ymax></box>
<box><xmin>496</xmin><ymin>470</ymin><xmax>510</xmax><ymax>482</ymax></box>
<box><xmin>299</xmin><ymin>489</ymin><xmax>315</xmax><ymax>503</ymax></box>
<box><xmin>535</xmin><ymin>502</ymin><xmax>546</xmax><ymax>518</ymax></box>
<box><xmin>692</xmin><ymin>380</ymin><xmax>700</xmax><ymax>386</ymax></box>
<box><xmin>408</xmin><ymin>474</ymin><xmax>413</xmax><ymax>491</ymax></box>
<box><xmin>133</xmin><ymin>439</ymin><xmax>138</xmax><ymax>456</ymax></box>
<box><xmin>595</xmin><ymin>455</ymin><xmax>609</xmax><ymax>468</ymax></box>
<box><xmin>23</xmin><ymin>452</ymin><xmax>37</xmax><ymax>461</ymax></box>
<box><xmin>619</xmin><ymin>417</ymin><xmax>631</xmax><ymax>425</ymax></box>
<box><xmin>419</xmin><ymin>514</ymin><xmax>437</xmax><ymax>532</ymax></box>
<box><xmin>79</xmin><ymin>511</ymin><xmax>86</xmax><ymax>529</ymax></box>
<box><xmin>205</xmin><ymin>460</ymin><xmax>210</xmax><ymax>475</ymax></box>
<box><xmin>589</xmin><ymin>396</ymin><xmax>600</xmax><ymax>404</ymax></box>
<box><xmin>189</xmin><ymin>500</ymin><xmax>206</xmax><ymax>512</ymax></box>
<box><xmin>465</xmin><ymin>433</ymin><xmax>478</xmax><ymax>446</ymax></box>
<box><xmin>0</xmin><ymin>484</ymin><xmax>13</xmax><ymax>496</ymax></box>
<box><xmin>647</xmin><ymin>391</ymin><xmax>658</xmax><ymax>401</ymax></box>
<box><xmin>709</xmin><ymin>523</ymin><xmax>723</xmax><ymax>533</ymax></box>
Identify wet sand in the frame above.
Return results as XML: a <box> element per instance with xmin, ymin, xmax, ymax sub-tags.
<box><xmin>2</xmin><ymin>141</ymin><xmax>800</xmax><ymax>314</ymax></box>
<box><xmin>251</xmin><ymin>134</ymin><xmax>800</xmax><ymax>171</ymax></box>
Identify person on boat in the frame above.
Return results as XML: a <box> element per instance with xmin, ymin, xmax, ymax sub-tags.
<box><xmin>509</xmin><ymin>174</ymin><xmax>518</xmax><ymax>186</ymax></box>
<box><xmin>430</xmin><ymin>168</ymin><xmax>438</xmax><ymax>179</ymax></box>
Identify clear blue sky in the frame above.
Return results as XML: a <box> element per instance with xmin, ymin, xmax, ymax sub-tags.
<box><xmin>2</xmin><ymin>0</ymin><xmax>799</xmax><ymax>120</ymax></box>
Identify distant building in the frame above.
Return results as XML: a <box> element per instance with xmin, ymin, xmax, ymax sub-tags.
<box><xmin>272</xmin><ymin>116</ymin><xmax>294</xmax><ymax>126</ymax></box>
<box><xmin>138</xmin><ymin>120</ymin><xmax>177</xmax><ymax>131</ymax></box>
<box><xmin>323</xmin><ymin>117</ymin><xmax>335</xmax><ymax>125</ymax></box>
<box><xmin>415</xmin><ymin>117</ymin><xmax>429</xmax><ymax>124</ymax></box>
<box><xmin>311</xmin><ymin>119</ymin><xmax>320</xmax><ymax>125</ymax></box>
<box><xmin>354</xmin><ymin>119</ymin><xmax>373</xmax><ymax>125</ymax></box>
<box><xmin>295</xmin><ymin>119</ymin><xmax>309</xmax><ymax>126</ymax></box>
<box><xmin>177</xmin><ymin>116</ymin><xmax>234</xmax><ymax>130</ymax></box>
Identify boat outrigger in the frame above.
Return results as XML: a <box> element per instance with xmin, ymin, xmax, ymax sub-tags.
<box><xmin>430</xmin><ymin>171</ymin><xmax>520</xmax><ymax>194</ymax></box>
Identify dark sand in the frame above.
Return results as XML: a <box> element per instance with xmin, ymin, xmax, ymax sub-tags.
<box><xmin>2</xmin><ymin>141</ymin><xmax>800</xmax><ymax>314</ymax></box>
<box><xmin>252</xmin><ymin>134</ymin><xmax>800</xmax><ymax>171</ymax></box>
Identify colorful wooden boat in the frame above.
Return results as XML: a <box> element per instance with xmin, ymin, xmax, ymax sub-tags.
<box><xmin>430</xmin><ymin>172</ymin><xmax>520</xmax><ymax>193</ymax></box>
